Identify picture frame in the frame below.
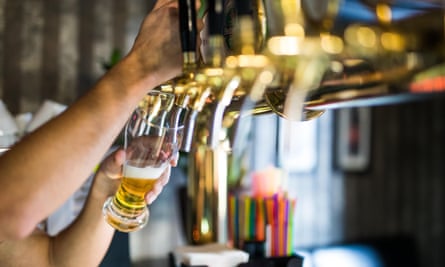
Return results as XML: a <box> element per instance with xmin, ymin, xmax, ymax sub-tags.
<box><xmin>335</xmin><ymin>107</ymin><xmax>371</xmax><ymax>172</ymax></box>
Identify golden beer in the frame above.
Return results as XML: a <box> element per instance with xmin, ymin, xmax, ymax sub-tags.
<box><xmin>103</xmin><ymin>91</ymin><xmax>182</xmax><ymax>232</ymax></box>
<box><xmin>116</xmin><ymin>164</ymin><xmax>166</xmax><ymax>208</ymax></box>
<box><xmin>104</xmin><ymin>164</ymin><xmax>167</xmax><ymax>232</ymax></box>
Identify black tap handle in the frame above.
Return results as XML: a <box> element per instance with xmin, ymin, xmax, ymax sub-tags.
<box><xmin>207</xmin><ymin>0</ymin><xmax>224</xmax><ymax>36</ymax></box>
<box><xmin>179</xmin><ymin>0</ymin><xmax>198</xmax><ymax>52</ymax></box>
<box><xmin>235</xmin><ymin>0</ymin><xmax>252</xmax><ymax>16</ymax></box>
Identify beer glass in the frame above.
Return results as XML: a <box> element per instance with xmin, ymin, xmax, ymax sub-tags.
<box><xmin>102</xmin><ymin>91</ymin><xmax>183</xmax><ymax>232</ymax></box>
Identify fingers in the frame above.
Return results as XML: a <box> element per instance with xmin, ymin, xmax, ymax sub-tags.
<box><xmin>145</xmin><ymin>183</ymin><xmax>163</xmax><ymax>204</ymax></box>
<box><xmin>170</xmin><ymin>152</ymin><xmax>179</xmax><ymax>167</ymax></box>
<box><xmin>144</xmin><ymin>165</ymin><xmax>171</xmax><ymax>204</ymax></box>
<box><xmin>159</xmin><ymin>165</ymin><xmax>171</xmax><ymax>186</ymax></box>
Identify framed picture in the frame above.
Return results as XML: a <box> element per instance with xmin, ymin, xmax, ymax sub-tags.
<box><xmin>336</xmin><ymin>107</ymin><xmax>371</xmax><ymax>172</ymax></box>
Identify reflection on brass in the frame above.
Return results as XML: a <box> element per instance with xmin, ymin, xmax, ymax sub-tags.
<box><xmin>265</xmin><ymin>87</ymin><xmax>325</xmax><ymax>120</ymax></box>
<box><xmin>173</xmin><ymin>0</ymin><xmax>445</xmax><ymax>245</ymax></box>
<box><xmin>187</xmin><ymin>144</ymin><xmax>228</xmax><ymax>244</ymax></box>
<box><xmin>264</xmin><ymin>0</ymin><xmax>445</xmax><ymax>112</ymax></box>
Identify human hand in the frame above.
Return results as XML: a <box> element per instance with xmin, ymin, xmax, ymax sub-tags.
<box><xmin>129</xmin><ymin>0</ymin><xmax>183</xmax><ymax>85</ymax></box>
<box><xmin>92</xmin><ymin>148</ymin><xmax>177</xmax><ymax>204</ymax></box>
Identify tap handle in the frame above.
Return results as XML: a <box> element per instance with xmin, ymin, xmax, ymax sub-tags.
<box><xmin>179</xmin><ymin>0</ymin><xmax>198</xmax><ymax>53</ymax></box>
<box><xmin>207</xmin><ymin>0</ymin><xmax>224</xmax><ymax>36</ymax></box>
<box><xmin>234</xmin><ymin>0</ymin><xmax>252</xmax><ymax>16</ymax></box>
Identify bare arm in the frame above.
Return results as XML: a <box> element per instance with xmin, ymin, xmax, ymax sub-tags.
<box><xmin>0</xmin><ymin>0</ymin><xmax>182</xmax><ymax>241</ymax></box>
<box><xmin>0</xmin><ymin>148</ymin><xmax>172</xmax><ymax>267</ymax></box>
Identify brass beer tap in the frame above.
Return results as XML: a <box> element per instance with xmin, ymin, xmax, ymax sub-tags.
<box><xmin>174</xmin><ymin>0</ymin><xmax>445</xmax><ymax>246</ymax></box>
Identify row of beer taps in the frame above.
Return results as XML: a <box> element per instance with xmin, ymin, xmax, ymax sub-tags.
<box><xmin>157</xmin><ymin>0</ymin><xmax>445</xmax><ymax>151</ymax></box>
<box><xmin>152</xmin><ymin>0</ymin><xmax>445</xmax><ymax>244</ymax></box>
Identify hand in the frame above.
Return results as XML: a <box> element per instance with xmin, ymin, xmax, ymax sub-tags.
<box><xmin>92</xmin><ymin>148</ymin><xmax>176</xmax><ymax>204</ymax></box>
<box><xmin>145</xmin><ymin>152</ymin><xmax>178</xmax><ymax>204</ymax></box>
<box><xmin>129</xmin><ymin>0</ymin><xmax>183</xmax><ymax>85</ymax></box>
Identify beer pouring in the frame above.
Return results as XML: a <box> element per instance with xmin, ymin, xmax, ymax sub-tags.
<box><xmin>185</xmin><ymin>0</ymin><xmax>240</xmax><ymax>244</ymax></box>
<box><xmin>202</xmin><ymin>0</ymin><xmax>275</xmax><ymax>156</ymax></box>
<box><xmin>170</xmin><ymin>0</ymin><xmax>445</xmax><ymax>246</ymax></box>
<box><xmin>156</xmin><ymin>0</ymin><xmax>200</xmax><ymax>152</ymax></box>
<box><xmin>185</xmin><ymin>0</ymin><xmax>276</xmax><ymax>244</ymax></box>
<box><xmin>103</xmin><ymin>91</ymin><xmax>183</xmax><ymax>232</ymax></box>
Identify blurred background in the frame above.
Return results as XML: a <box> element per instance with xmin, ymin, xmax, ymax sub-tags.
<box><xmin>1</xmin><ymin>0</ymin><xmax>444</xmax><ymax>267</ymax></box>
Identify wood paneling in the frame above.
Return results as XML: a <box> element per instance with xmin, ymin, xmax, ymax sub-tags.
<box><xmin>0</xmin><ymin>0</ymin><xmax>153</xmax><ymax>113</ymax></box>
<box><xmin>2</xmin><ymin>0</ymin><xmax>24</xmax><ymax>113</ymax></box>
<box><xmin>41</xmin><ymin>0</ymin><xmax>60</xmax><ymax>101</ymax></box>
<box><xmin>77</xmin><ymin>0</ymin><xmax>96</xmax><ymax>97</ymax></box>
<box><xmin>285</xmin><ymin>99</ymin><xmax>444</xmax><ymax>267</ymax></box>
<box><xmin>341</xmin><ymin>98</ymin><xmax>445</xmax><ymax>267</ymax></box>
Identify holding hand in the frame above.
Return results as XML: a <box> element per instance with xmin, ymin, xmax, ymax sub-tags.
<box><xmin>91</xmin><ymin>148</ymin><xmax>174</xmax><ymax>205</ymax></box>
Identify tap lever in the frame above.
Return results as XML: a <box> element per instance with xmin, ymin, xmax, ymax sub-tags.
<box><xmin>234</xmin><ymin>0</ymin><xmax>253</xmax><ymax>16</ymax></box>
<box><xmin>207</xmin><ymin>0</ymin><xmax>225</xmax><ymax>36</ymax></box>
<box><xmin>179</xmin><ymin>0</ymin><xmax>198</xmax><ymax>53</ymax></box>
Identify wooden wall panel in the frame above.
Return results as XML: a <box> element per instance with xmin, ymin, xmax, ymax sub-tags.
<box><xmin>0</xmin><ymin>0</ymin><xmax>5</xmax><ymax>98</ymax></box>
<box><xmin>112</xmin><ymin>0</ymin><xmax>127</xmax><ymax>53</ymax></box>
<box><xmin>59</xmin><ymin>0</ymin><xmax>79</xmax><ymax>104</ymax></box>
<box><xmin>0</xmin><ymin>0</ymin><xmax>154</xmax><ymax>113</ymax></box>
<box><xmin>41</xmin><ymin>0</ymin><xmax>60</xmax><ymax>101</ymax></box>
<box><xmin>92</xmin><ymin>0</ymin><xmax>113</xmax><ymax>79</ymax></box>
<box><xmin>77</xmin><ymin>0</ymin><xmax>96</xmax><ymax>97</ymax></box>
<box><xmin>341</xmin><ymin>99</ymin><xmax>445</xmax><ymax>267</ymax></box>
<box><xmin>20</xmin><ymin>0</ymin><xmax>44</xmax><ymax>112</ymax></box>
<box><xmin>288</xmin><ymin>99</ymin><xmax>444</xmax><ymax>267</ymax></box>
<box><xmin>2</xmin><ymin>0</ymin><xmax>24</xmax><ymax>113</ymax></box>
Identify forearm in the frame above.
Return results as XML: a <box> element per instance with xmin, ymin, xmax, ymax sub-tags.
<box><xmin>0</xmin><ymin>0</ymin><xmax>182</xmax><ymax>241</ymax></box>
<box><xmin>0</xmin><ymin>184</ymin><xmax>116</xmax><ymax>267</ymax></box>
<box><xmin>49</xmin><ymin>180</ymin><xmax>115</xmax><ymax>267</ymax></box>
<box><xmin>0</xmin><ymin>53</ymin><xmax>157</xmax><ymax>240</ymax></box>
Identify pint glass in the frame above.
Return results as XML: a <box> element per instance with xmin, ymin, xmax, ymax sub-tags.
<box><xmin>103</xmin><ymin>91</ymin><xmax>183</xmax><ymax>232</ymax></box>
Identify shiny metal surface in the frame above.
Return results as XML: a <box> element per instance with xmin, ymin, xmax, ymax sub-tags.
<box><xmin>170</xmin><ymin>0</ymin><xmax>445</xmax><ymax>245</ymax></box>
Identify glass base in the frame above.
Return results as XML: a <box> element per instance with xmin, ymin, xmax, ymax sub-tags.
<box><xmin>102</xmin><ymin>196</ymin><xmax>149</xmax><ymax>233</ymax></box>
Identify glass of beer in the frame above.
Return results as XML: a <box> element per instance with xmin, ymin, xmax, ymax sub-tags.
<box><xmin>102</xmin><ymin>91</ymin><xmax>183</xmax><ymax>232</ymax></box>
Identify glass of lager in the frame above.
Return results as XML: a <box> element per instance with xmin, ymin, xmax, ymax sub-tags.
<box><xmin>102</xmin><ymin>91</ymin><xmax>183</xmax><ymax>232</ymax></box>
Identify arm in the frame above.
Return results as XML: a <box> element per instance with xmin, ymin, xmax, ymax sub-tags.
<box><xmin>0</xmin><ymin>0</ymin><xmax>182</xmax><ymax>241</ymax></box>
<box><xmin>0</xmin><ymin>148</ymin><xmax>172</xmax><ymax>267</ymax></box>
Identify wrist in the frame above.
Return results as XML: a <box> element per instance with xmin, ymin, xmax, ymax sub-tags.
<box><xmin>113</xmin><ymin>51</ymin><xmax>161</xmax><ymax>92</ymax></box>
<box><xmin>96</xmin><ymin>52</ymin><xmax>160</xmax><ymax>107</ymax></box>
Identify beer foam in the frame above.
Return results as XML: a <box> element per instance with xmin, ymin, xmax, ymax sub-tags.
<box><xmin>123</xmin><ymin>163</ymin><xmax>167</xmax><ymax>179</ymax></box>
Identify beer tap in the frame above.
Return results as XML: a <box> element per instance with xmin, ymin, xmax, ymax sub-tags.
<box><xmin>181</xmin><ymin>0</ymin><xmax>445</xmax><ymax>247</ymax></box>
<box><xmin>190</xmin><ymin>0</ymin><xmax>242</xmax><ymax>149</ymax></box>
<box><xmin>220</xmin><ymin>0</ymin><xmax>276</xmax><ymax>153</ymax></box>
<box><xmin>261</xmin><ymin>0</ymin><xmax>341</xmax><ymax>121</ymax></box>
<box><xmin>154</xmin><ymin>0</ymin><xmax>200</xmax><ymax>149</ymax></box>
<box><xmin>185</xmin><ymin>0</ymin><xmax>248</xmax><ymax>245</ymax></box>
